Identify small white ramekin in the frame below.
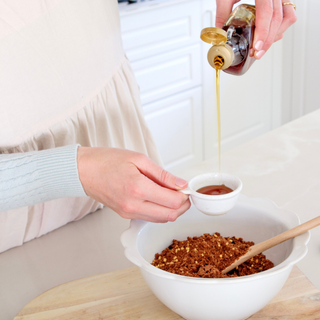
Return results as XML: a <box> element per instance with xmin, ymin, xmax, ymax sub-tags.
<box><xmin>180</xmin><ymin>172</ymin><xmax>243</xmax><ymax>215</ymax></box>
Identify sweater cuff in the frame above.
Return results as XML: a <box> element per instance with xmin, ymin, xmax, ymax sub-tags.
<box><xmin>37</xmin><ymin>144</ymin><xmax>87</xmax><ymax>199</ymax></box>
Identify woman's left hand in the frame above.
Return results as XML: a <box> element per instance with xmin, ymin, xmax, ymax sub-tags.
<box><xmin>215</xmin><ymin>0</ymin><xmax>297</xmax><ymax>59</ymax></box>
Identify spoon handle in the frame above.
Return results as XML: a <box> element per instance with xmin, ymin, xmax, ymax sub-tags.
<box><xmin>222</xmin><ymin>215</ymin><xmax>320</xmax><ymax>274</ymax></box>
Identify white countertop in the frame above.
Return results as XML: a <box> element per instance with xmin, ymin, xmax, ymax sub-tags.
<box><xmin>1</xmin><ymin>109</ymin><xmax>320</xmax><ymax>319</ymax></box>
<box><xmin>177</xmin><ymin>109</ymin><xmax>320</xmax><ymax>292</ymax></box>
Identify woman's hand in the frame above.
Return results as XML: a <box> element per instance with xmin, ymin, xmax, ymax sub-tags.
<box><xmin>215</xmin><ymin>0</ymin><xmax>297</xmax><ymax>59</ymax></box>
<box><xmin>77</xmin><ymin>147</ymin><xmax>191</xmax><ymax>223</ymax></box>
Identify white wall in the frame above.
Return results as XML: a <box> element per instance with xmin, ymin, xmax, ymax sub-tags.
<box><xmin>282</xmin><ymin>0</ymin><xmax>320</xmax><ymax>123</ymax></box>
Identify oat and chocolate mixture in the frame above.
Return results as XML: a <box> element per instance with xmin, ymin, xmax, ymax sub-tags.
<box><xmin>151</xmin><ymin>232</ymin><xmax>274</xmax><ymax>278</ymax></box>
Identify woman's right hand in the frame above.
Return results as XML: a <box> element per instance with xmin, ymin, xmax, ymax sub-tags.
<box><xmin>215</xmin><ymin>0</ymin><xmax>297</xmax><ymax>60</ymax></box>
<box><xmin>77</xmin><ymin>147</ymin><xmax>191</xmax><ymax>223</ymax></box>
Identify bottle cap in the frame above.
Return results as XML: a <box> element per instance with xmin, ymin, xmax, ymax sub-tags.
<box><xmin>207</xmin><ymin>45</ymin><xmax>234</xmax><ymax>70</ymax></box>
<box><xmin>200</xmin><ymin>27</ymin><xmax>228</xmax><ymax>45</ymax></box>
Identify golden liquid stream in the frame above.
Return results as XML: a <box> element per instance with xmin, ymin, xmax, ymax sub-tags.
<box><xmin>214</xmin><ymin>56</ymin><xmax>224</xmax><ymax>183</ymax></box>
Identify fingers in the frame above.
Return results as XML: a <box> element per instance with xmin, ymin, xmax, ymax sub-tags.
<box><xmin>274</xmin><ymin>33</ymin><xmax>283</xmax><ymax>42</ymax></box>
<box><xmin>112</xmin><ymin>164</ymin><xmax>190</xmax><ymax>221</ymax></box>
<box><xmin>78</xmin><ymin>147</ymin><xmax>191</xmax><ymax>224</ymax></box>
<box><xmin>138</xmin><ymin>174</ymin><xmax>189</xmax><ymax>209</ymax></box>
<box><xmin>120</xmin><ymin>198</ymin><xmax>192</xmax><ymax>223</ymax></box>
<box><xmin>253</xmin><ymin>0</ymin><xmax>274</xmax><ymax>59</ymax></box>
<box><xmin>256</xmin><ymin>0</ymin><xmax>283</xmax><ymax>58</ymax></box>
<box><xmin>276</xmin><ymin>2</ymin><xmax>297</xmax><ymax>37</ymax></box>
<box><xmin>135</xmin><ymin>154</ymin><xmax>188</xmax><ymax>190</ymax></box>
<box><xmin>119</xmin><ymin>152</ymin><xmax>190</xmax><ymax>222</ymax></box>
<box><xmin>215</xmin><ymin>0</ymin><xmax>240</xmax><ymax>28</ymax></box>
<box><xmin>214</xmin><ymin>0</ymin><xmax>297</xmax><ymax>61</ymax></box>
<box><xmin>254</xmin><ymin>0</ymin><xmax>297</xmax><ymax>59</ymax></box>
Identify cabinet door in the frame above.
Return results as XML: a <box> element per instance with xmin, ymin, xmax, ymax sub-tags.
<box><xmin>131</xmin><ymin>44</ymin><xmax>201</xmax><ymax>105</ymax></box>
<box><xmin>283</xmin><ymin>0</ymin><xmax>320</xmax><ymax>121</ymax></box>
<box><xmin>143</xmin><ymin>87</ymin><xmax>203</xmax><ymax>174</ymax></box>
<box><xmin>120</xmin><ymin>0</ymin><xmax>201</xmax><ymax>61</ymax></box>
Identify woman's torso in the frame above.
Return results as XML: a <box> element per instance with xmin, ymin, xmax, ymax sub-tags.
<box><xmin>0</xmin><ymin>0</ymin><xmax>161</xmax><ymax>252</ymax></box>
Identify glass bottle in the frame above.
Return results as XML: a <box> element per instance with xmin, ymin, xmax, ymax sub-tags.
<box><xmin>201</xmin><ymin>4</ymin><xmax>256</xmax><ymax>76</ymax></box>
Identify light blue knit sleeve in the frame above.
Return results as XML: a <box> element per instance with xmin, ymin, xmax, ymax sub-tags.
<box><xmin>0</xmin><ymin>144</ymin><xmax>87</xmax><ymax>211</ymax></box>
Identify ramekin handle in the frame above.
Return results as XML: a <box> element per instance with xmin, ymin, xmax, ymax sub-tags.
<box><xmin>179</xmin><ymin>186</ymin><xmax>192</xmax><ymax>195</ymax></box>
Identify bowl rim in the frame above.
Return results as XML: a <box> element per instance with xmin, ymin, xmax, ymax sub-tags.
<box><xmin>121</xmin><ymin>195</ymin><xmax>310</xmax><ymax>284</ymax></box>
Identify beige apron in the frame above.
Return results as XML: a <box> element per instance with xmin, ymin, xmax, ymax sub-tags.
<box><xmin>0</xmin><ymin>0</ymin><xmax>161</xmax><ymax>252</ymax></box>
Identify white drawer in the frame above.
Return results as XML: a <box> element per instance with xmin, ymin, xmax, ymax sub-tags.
<box><xmin>131</xmin><ymin>44</ymin><xmax>201</xmax><ymax>104</ymax></box>
<box><xmin>120</xmin><ymin>0</ymin><xmax>201</xmax><ymax>61</ymax></box>
<box><xmin>144</xmin><ymin>87</ymin><xmax>203</xmax><ymax>174</ymax></box>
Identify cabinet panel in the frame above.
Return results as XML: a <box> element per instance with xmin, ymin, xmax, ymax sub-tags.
<box><xmin>292</xmin><ymin>0</ymin><xmax>320</xmax><ymax>118</ymax></box>
<box><xmin>131</xmin><ymin>44</ymin><xmax>201</xmax><ymax>105</ymax></box>
<box><xmin>144</xmin><ymin>87</ymin><xmax>203</xmax><ymax>174</ymax></box>
<box><xmin>120</xmin><ymin>0</ymin><xmax>201</xmax><ymax>61</ymax></box>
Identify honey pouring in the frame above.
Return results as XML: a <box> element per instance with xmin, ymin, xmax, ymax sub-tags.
<box><xmin>199</xmin><ymin>4</ymin><xmax>256</xmax><ymax>193</ymax></box>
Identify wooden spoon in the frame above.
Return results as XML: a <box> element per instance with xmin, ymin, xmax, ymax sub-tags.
<box><xmin>222</xmin><ymin>216</ymin><xmax>320</xmax><ymax>274</ymax></box>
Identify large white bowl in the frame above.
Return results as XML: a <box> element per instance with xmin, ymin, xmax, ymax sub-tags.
<box><xmin>121</xmin><ymin>195</ymin><xmax>310</xmax><ymax>320</ymax></box>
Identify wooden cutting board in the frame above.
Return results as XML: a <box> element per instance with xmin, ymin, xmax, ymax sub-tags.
<box><xmin>14</xmin><ymin>266</ymin><xmax>320</xmax><ymax>320</ymax></box>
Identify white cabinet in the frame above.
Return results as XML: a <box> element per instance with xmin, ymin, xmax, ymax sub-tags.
<box><xmin>144</xmin><ymin>87</ymin><xmax>202</xmax><ymax>172</ymax></box>
<box><xmin>281</xmin><ymin>0</ymin><xmax>320</xmax><ymax>122</ymax></box>
<box><xmin>120</xmin><ymin>0</ymin><xmax>203</xmax><ymax>174</ymax></box>
<box><xmin>131</xmin><ymin>44</ymin><xmax>201</xmax><ymax>104</ymax></box>
<box><xmin>119</xmin><ymin>0</ymin><xmax>282</xmax><ymax>174</ymax></box>
<box><xmin>120</xmin><ymin>0</ymin><xmax>201</xmax><ymax>61</ymax></box>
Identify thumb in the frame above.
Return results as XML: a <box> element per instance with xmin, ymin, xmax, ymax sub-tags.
<box><xmin>137</xmin><ymin>156</ymin><xmax>188</xmax><ymax>190</ymax></box>
<box><xmin>215</xmin><ymin>0</ymin><xmax>240</xmax><ymax>28</ymax></box>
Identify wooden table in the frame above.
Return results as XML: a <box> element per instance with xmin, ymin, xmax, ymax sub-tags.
<box><xmin>14</xmin><ymin>266</ymin><xmax>320</xmax><ymax>320</ymax></box>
